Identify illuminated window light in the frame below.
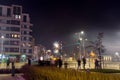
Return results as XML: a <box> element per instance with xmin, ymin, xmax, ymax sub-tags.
<box><xmin>12</xmin><ymin>34</ymin><xmax>14</xmax><ymax>37</ymax></box>
<box><xmin>19</xmin><ymin>15</ymin><xmax>21</xmax><ymax>19</ymax></box>
<box><xmin>18</xmin><ymin>35</ymin><xmax>20</xmax><ymax>37</ymax></box>
<box><xmin>15</xmin><ymin>15</ymin><xmax>17</xmax><ymax>18</ymax></box>
<box><xmin>14</xmin><ymin>34</ymin><xmax>17</xmax><ymax>38</ymax></box>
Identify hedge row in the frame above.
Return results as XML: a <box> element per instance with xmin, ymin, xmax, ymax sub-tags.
<box><xmin>0</xmin><ymin>69</ymin><xmax>21</xmax><ymax>74</ymax></box>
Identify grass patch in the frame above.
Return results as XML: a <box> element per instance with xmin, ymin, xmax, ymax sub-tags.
<box><xmin>21</xmin><ymin>65</ymin><xmax>120</xmax><ymax>80</ymax></box>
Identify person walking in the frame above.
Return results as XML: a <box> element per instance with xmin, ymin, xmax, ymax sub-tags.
<box><xmin>95</xmin><ymin>59</ymin><xmax>99</xmax><ymax>69</ymax></box>
<box><xmin>11</xmin><ymin>61</ymin><xmax>15</xmax><ymax>76</ymax></box>
<box><xmin>28</xmin><ymin>58</ymin><xmax>31</xmax><ymax>66</ymax></box>
<box><xmin>82</xmin><ymin>57</ymin><xmax>86</xmax><ymax>69</ymax></box>
<box><xmin>6</xmin><ymin>58</ymin><xmax>10</xmax><ymax>69</ymax></box>
<box><xmin>58</xmin><ymin>57</ymin><xmax>63</xmax><ymax>68</ymax></box>
<box><xmin>77</xmin><ymin>58</ymin><xmax>81</xmax><ymax>69</ymax></box>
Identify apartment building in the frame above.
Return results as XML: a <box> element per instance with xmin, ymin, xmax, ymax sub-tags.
<box><xmin>0</xmin><ymin>5</ymin><xmax>33</xmax><ymax>60</ymax></box>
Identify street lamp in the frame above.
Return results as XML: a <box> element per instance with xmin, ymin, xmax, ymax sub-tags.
<box><xmin>76</xmin><ymin>31</ymin><xmax>87</xmax><ymax>58</ymax></box>
<box><xmin>81</xmin><ymin>31</ymin><xmax>84</xmax><ymax>34</ymax></box>
<box><xmin>53</xmin><ymin>41</ymin><xmax>60</xmax><ymax>55</ymax></box>
<box><xmin>53</xmin><ymin>42</ymin><xmax>59</xmax><ymax>49</ymax></box>
<box><xmin>1</xmin><ymin>36</ymin><xmax>4</xmax><ymax>60</ymax></box>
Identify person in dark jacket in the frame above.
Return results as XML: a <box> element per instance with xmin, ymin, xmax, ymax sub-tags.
<box><xmin>6</xmin><ymin>58</ymin><xmax>10</xmax><ymax>69</ymax></box>
<box><xmin>58</xmin><ymin>58</ymin><xmax>63</xmax><ymax>68</ymax></box>
<box><xmin>77</xmin><ymin>58</ymin><xmax>81</xmax><ymax>69</ymax></box>
<box><xmin>82</xmin><ymin>57</ymin><xmax>86</xmax><ymax>69</ymax></box>
<box><xmin>95</xmin><ymin>59</ymin><xmax>99</xmax><ymax>69</ymax></box>
<box><xmin>28</xmin><ymin>58</ymin><xmax>31</xmax><ymax>66</ymax></box>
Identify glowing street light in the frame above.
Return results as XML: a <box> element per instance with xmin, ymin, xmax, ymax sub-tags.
<box><xmin>53</xmin><ymin>42</ymin><xmax>60</xmax><ymax>54</ymax></box>
<box><xmin>53</xmin><ymin>42</ymin><xmax>59</xmax><ymax>48</ymax></box>
<box><xmin>76</xmin><ymin>31</ymin><xmax>87</xmax><ymax>57</ymax></box>
<box><xmin>115</xmin><ymin>52</ymin><xmax>119</xmax><ymax>56</ymax></box>
<box><xmin>81</xmin><ymin>31</ymin><xmax>84</xmax><ymax>34</ymax></box>
<box><xmin>53</xmin><ymin>41</ymin><xmax>63</xmax><ymax>56</ymax></box>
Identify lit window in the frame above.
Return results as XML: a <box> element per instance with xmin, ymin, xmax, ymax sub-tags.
<box><xmin>28</xmin><ymin>43</ymin><xmax>31</xmax><ymax>47</ymax></box>
<box><xmin>14</xmin><ymin>34</ymin><xmax>17</xmax><ymax>38</ymax></box>
<box><xmin>18</xmin><ymin>35</ymin><xmax>20</xmax><ymax>37</ymax></box>
<box><xmin>15</xmin><ymin>15</ymin><xmax>19</xmax><ymax>19</ymax></box>
<box><xmin>12</xmin><ymin>34</ymin><xmax>14</xmax><ymax>37</ymax></box>
<box><xmin>19</xmin><ymin>15</ymin><xmax>21</xmax><ymax>19</ymax></box>
<box><xmin>15</xmin><ymin>15</ymin><xmax>21</xmax><ymax>19</ymax></box>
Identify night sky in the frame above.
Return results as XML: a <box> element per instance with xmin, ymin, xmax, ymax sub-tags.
<box><xmin>1</xmin><ymin>0</ymin><xmax>120</xmax><ymax>54</ymax></box>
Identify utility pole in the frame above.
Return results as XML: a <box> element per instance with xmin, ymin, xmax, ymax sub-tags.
<box><xmin>76</xmin><ymin>31</ymin><xmax>87</xmax><ymax>59</ymax></box>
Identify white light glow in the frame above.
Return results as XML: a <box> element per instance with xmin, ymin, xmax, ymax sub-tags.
<box><xmin>1</xmin><ymin>36</ymin><xmax>4</xmax><ymax>39</ymax></box>
<box><xmin>54</xmin><ymin>49</ymin><xmax>59</xmax><ymax>53</ymax></box>
<box><xmin>115</xmin><ymin>52</ymin><xmax>119</xmax><ymax>56</ymax></box>
<box><xmin>80</xmin><ymin>38</ymin><xmax>82</xmax><ymax>41</ymax></box>
<box><xmin>40</xmin><ymin>56</ymin><xmax>43</xmax><ymax>60</ymax></box>
<box><xmin>81</xmin><ymin>31</ymin><xmax>84</xmax><ymax>34</ymax></box>
<box><xmin>54</xmin><ymin>42</ymin><xmax>59</xmax><ymax>48</ymax></box>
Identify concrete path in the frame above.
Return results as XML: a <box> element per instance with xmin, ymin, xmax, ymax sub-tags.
<box><xmin>0</xmin><ymin>74</ymin><xmax>25</xmax><ymax>80</ymax></box>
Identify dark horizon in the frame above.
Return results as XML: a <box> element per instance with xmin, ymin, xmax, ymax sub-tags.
<box><xmin>0</xmin><ymin>0</ymin><xmax>120</xmax><ymax>54</ymax></box>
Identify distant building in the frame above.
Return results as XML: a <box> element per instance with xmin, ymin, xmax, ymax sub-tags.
<box><xmin>102</xmin><ymin>55</ymin><xmax>112</xmax><ymax>62</ymax></box>
<box><xmin>33</xmin><ymin>45</ymin><xmax>46</xmax><ymax>60</ymax></box>
<box><xmin>0</xmin><ymin>5</ymin><xmax>33</xmax><ymax>60</ymax></box>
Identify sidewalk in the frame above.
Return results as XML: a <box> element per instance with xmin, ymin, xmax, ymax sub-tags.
<box><xmin>0</xmin><ymin>62</ymin><xmax>26</xmax><ymax>69</ymax></box>
<box><xmin>0</xmin><ymin>74</ymin><xmax>25</xmax><ymax>80</ymax></box>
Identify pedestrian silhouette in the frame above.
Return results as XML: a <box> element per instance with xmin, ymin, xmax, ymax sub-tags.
<box><xmin>6</xmin><ymin>58</ymin><xmax>10</xmax><ymax>69</ymax></box>
<box><xmin>28</xmin><ymin>58</ymin><xmax>31</xmax><ymax>66</ymax></box>
<box><xmin>55</xmin><ymin>58</ymin><xmax>59</xmax><ymax>67</ymax></box>
<box><xmin>11</xmin><ymin>62</ymin><xmax>15</xmax><ymax>76</ymax></box>
<box><xmin>82</xmin><ymin>57</ymin><xmax>86</xmax><ymax>69</ymax></box>
<box><xmin>95</xmin><ymin>59</ymin><xmax>99</xmax><ymax>69</ymax></box>
<box><xmin>77</xmin><ymin>58</ymin><xmax>81</xmax><ymax>69</ymax></box>
<box><xmin>58</xmin><ymin>57</ymin><xmax>62</xmax><ymax>68</ymax></box>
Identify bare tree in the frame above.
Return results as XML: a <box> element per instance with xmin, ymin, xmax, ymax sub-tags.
<box><xmin>86</xmin><ymin>32</ymin><xmax>106</xmax><ymax>69</ymax></box>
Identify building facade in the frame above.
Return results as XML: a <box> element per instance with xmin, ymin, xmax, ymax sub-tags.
<box><xmin>0</xmin><ymin>5</ymin><xmax>33</xmax><ymax>60</ymax></box>
<box><xmin>33</xmin><ymin>45</ymin><xmax>46</xmax><ymax>60</ymax></box>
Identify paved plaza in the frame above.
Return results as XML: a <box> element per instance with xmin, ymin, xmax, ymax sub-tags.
<box><xmin>0</xmin><ymin>62</ymin><xmax>26</xmax><ymax>80</ymax></box>
<box><xmin>0</xmin><ymin>74</ymin><xmax>24</xmax><ymax>80</ymax></box>
<box><xmin>0</xmin><ymin>62</ymin><xmax>26</xmax><ymax>69</ymax></box>
<box><xmin>0</xmin><ymin>61</ymin><xmax>119</xmax><ymax>80</ymax></box>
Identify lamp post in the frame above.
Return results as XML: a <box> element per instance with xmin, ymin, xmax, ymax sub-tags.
<box><xmin>1</xmin><ymin>36</ymin><xmax>4</xmax><ymax>60</ymax></box>
<box><xmin>76</xmin><ymin>31</ymin><xmax>87</xmax><ymax>59</ymax></box>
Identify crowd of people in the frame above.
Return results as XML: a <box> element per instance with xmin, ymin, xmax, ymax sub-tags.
<box><xmin>28</xmin><ymin>56</ymin><xmax>101</xmax><ymax>70</ymax></box>
<box><xmin>77</xmin><ymin>57</ymin><xmax>100</xmax><ymax>70</ymax></box>
<box><xmin>77</xmin><ymin>57</ymin><xmax>86</xmax><ymax>69</ymax></box>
